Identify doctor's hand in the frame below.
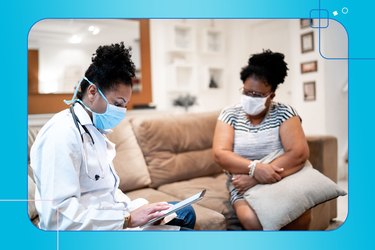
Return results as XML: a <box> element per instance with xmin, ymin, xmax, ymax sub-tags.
<box><xmin>253</xmin><ymin>162</ymin><xmax>284</xmax><ymax>184</ymax></box>
<box><xmin>129</xmin><ymin>202</ymin><xmax>172</xmax><ymax>228</ymax></box>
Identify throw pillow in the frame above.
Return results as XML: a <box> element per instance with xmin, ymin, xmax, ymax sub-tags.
<box><xmin>244</xmin><ymin>161</ymin><xmax>347</xmax><ymax>230</ymax></box>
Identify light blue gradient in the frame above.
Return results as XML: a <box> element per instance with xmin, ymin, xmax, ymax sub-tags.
<box><xmin>0</xmin><ymin>0</ymin><xmax>372</xmax><ymax>249</ymax></box>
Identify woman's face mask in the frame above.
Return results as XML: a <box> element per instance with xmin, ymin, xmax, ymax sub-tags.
<box><xmin>92</xmin><ymin>93</ymin><xmax>127</xmax><ymax>130</ymax></box>
<box><xmin>241</xmin><ymin>94</ymin><xmax>270</xmax><ymax>116</ymax></box>
<box><xmin>76</xmin><ymin>77</ymin><xmax>127</xmax><ymax>130</ymax></box>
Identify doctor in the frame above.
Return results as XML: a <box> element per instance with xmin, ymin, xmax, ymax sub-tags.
<box><xmin>30</xmin><ymin>42</ymin><xmax>196</xmax><ymax>230</ymax></box>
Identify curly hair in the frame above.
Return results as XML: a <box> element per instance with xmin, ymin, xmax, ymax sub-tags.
<box><xmin>77</xmin><ymin>42</ymin><xmax>135</xmax><ymax>99</ymax></box>
<box><xmin>240</xmin><ymin>49</ymin><xmax>288</xmax><ymax>91</ymax></box>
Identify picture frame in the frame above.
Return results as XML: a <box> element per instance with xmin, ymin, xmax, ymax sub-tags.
<box><xmin>202</xmin><ymin>28</ymin><xmax>224</xmax><ymax>54</ymax></box>
<box><xmin>170</xmin><ymin>24</ymin><xmax>195</xmax><ymax>51</ymax></box>
<box><xmin>303</xmin><ymin>81</ymin><xmax>316</xmax><ymax>101</ymax></box>
<box><xmin>207</xmin><ymin>67</ymin><xmax>223</xmax><ymax>89</ymax></box>
<box><xmin>300</xmin><ymin>60</ymin><xmax>318</xmax><ymax>73</ymax></box>
<box><xmin>300</xmin><ymin>19</ymin><xmax>313</xmax><ymax>29</ymax></box>
<box><xmin>301</xmin><ymin>31</ymin><xmax>314</xmax><ymax>53</ymax></box>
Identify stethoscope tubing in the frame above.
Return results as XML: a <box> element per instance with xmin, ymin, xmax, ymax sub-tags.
<box><xmin>69</xmin><ymin>103</ymin><xmax>95</xmax><ymax>145</ymax></box>
<box><xmin>69</xmin><ymin>102</ymin><xmax>104</xmax><ymax>181</ymax></box>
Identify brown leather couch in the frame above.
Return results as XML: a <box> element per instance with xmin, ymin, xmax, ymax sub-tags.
<box><xmin>28</xmin><ymin>111</ymin><xmax>339</xmax><ymax>230</ymax></box>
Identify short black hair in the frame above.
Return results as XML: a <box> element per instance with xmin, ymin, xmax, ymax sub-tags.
<box><xmin>77</xmin><ymin>42</ymin><xmax>135</xmax><ymax>99</ymax></box>
<box><xmin>240</xmin><ymin>49</ymin><xmax>288</xmax><ymax>91</ymax></box>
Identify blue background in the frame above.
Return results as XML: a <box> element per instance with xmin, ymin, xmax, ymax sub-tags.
<box><xmin>0</xmin><ymin>0</ymin><xmax>371</xmax><ymax>249</ymax></box>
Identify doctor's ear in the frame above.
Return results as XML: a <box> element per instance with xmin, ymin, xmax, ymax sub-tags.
<box><xmin>86</xmin><ymin>84</ymin><xmax>99</xmax><ymax>102</ymax></box>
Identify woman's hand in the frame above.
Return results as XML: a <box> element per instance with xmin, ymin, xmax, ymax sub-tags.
<box><xmin>129</xmin><ymin>202</ymin><xmax>172</xmax><ymax>228</ymax></box>
<box><xmin>232</xmin><ymin>174</ymin><xmax>258</xmax><ymax>194</ymax></box>
<box><xmin>253</xmin><ymin>162</ymin><xmax>284</xmax><ymax>184</ymax></box>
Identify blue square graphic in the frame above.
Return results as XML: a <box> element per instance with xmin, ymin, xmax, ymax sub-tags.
<box><xmin>310</xmin><ymin>9</ymin><xmax>329</xmax><ymax>28</ymax></box>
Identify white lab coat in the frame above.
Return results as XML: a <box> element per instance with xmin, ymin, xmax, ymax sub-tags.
<box><xmin>30</xmin><ymin>104</ymin><xmax>138</xmax><ymax>230</ymax></box>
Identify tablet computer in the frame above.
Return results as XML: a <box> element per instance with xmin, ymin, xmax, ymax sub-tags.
<box><xmin>142</xmin><ymin>189</ymin><xmax>206</xmax><ymax>227</ymax></box>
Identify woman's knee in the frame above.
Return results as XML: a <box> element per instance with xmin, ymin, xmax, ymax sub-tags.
<box><xmin>233</xmin><ymin>200</ymin><xmax>262</xmax><ymax>230</ymax></box>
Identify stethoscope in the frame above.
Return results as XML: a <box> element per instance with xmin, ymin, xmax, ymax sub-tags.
<box><xmin>69</xmin><ymin>102</ymin><xmax>105</xmax><ymax>181</ymax></box>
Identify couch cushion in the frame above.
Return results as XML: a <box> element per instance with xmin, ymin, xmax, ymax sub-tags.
<box><xmin>131</xmin><ymin>112</ymin><xmax>223</xmax><ymax>188</ymax></box>
<box><xmin>126</xmin><ymin>187</ymin><xmax>179</xmax><ymax>202</ymax></box>
<box><xmin>158</xmin><ymin>173</ymin><xmax>230</xmax><ymax>214</ymax></box>
<box><xmin>107</xmin><ymin>119</ymin><xmax>151</xmax><ymax>192</ymax></box>
<box><xmin>192</xmin><ymin>204</ymin><xmax>226</xmax><ymax>230</ymax></box>
<box><xmin>126</xmin><ymin>188</ymin><xmax>226</xmax><ymax>230</ymax></box>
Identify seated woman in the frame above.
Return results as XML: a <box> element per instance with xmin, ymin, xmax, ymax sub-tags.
<box><xmin>212</xmin><ymin>50</ymin><xmax>309</xmax><ymax>230</ymax></box>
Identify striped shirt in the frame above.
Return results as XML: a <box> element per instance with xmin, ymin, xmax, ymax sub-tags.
<box><xmin>218</xmin><ymin>101</ymin><xmax>299</xmax><ymax>204</ymax></box>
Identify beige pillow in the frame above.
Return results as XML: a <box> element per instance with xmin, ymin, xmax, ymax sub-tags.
<box><xmin>244</xmin><ymin>162</ymin><xmax>347</xmax><ymax>230</ymax></box>
<box><xmin>107</xmin><ymin>119</ymin><xmax>151</xmax><ymax>192</ymax></box>
<box><xmin>131</xmin><ymin>112</ymin><xmax>222</xmax><ymax>188</ymax></box>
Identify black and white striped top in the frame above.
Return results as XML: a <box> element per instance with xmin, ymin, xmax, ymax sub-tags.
<box><xmin>218</xmin><ymin>102</ymin><xmax>299</xmax><ymax>161</ymax></box>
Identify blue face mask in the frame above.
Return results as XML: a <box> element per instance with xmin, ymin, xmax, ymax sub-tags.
<box><xmin>92</xmin><ymin>101</ymin><xmax>127</xmax><ymax>130</ymax></box>
<box><xmin>65</xmin><ymin>77</ymin><xmax>127</xmax><ymax>130</ymax></box>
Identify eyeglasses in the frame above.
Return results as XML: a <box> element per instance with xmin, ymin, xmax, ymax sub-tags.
<box><xmin>239</xmin><ymin>87</ymin><xmax>272</xmax><ymax>98</ymax></box>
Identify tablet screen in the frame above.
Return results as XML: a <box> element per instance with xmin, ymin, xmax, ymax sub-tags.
<box><xmin>142</xmin><ymin>189</ymin><xmax>206</xmax><ymax>227</ymax></box>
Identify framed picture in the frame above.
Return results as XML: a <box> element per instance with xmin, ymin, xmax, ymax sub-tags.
<box><xmin>207</xmin><ymin>67</ymin><xmax>223</xmax><ymax>89</ymax></box>
<box><xmin>170</xmin><ymin>24</ymin><xmax>195</xmax><ymax>51</ymax></box>
<box><xmin>300</xmin><ymin>19</ymin><xmax>313</xmax><ymax>29</ymax></box>
<box><xmin>301</xmin><ymin>60</ymin><xmax>318</xmax><ymax>73</ymax></box>
<box><xmin>202</xmin><ymin>28</ymin><xmax>224</xmax><ymax>54</ymax></box>
<box><xmin>304</xmin><ymin>81</ymin><xmax>316</xmax><ymax>101</ymax></box>
<box><xmin>301</xmin><ymin>31</ymin><xmax>314</xmax><ymax>53</ymax></box>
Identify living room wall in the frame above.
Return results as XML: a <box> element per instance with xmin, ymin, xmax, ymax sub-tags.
<box><xmin>149</xmin><ymin>19</ymin><xmax>348</xmax><ymax>179</ymax></box>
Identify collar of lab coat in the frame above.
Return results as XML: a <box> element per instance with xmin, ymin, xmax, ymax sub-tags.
<box><xmin>73</xmin><ymin>102</ymin><xmax>93</xmax><ymax>126</ymax></box>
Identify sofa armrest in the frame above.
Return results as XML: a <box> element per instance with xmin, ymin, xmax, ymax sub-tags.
<box><xmin>306</xmin><ymin>135</ymin><xmax>338</xmax><ymax>222</ymax></box>
<box><xmin>306</xmin><ymin>136</ymin><xmax>338</xmax><ymax>183</ymax></box>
